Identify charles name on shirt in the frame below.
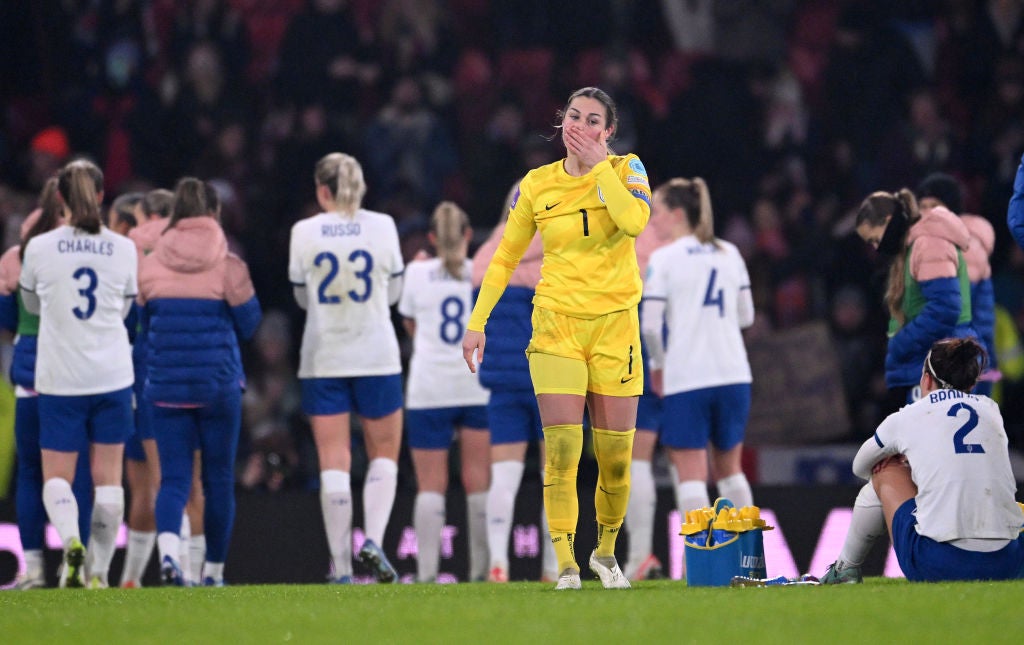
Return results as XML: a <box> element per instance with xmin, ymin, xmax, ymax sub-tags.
<box><xmin>58</xmin><ymin>237</ymin><xmax>115</xmax><ymax>255</ymax></box>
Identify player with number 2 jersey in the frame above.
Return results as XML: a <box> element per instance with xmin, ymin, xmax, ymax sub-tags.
<box><xmin>856</xmin><ymin>337</ymin><xmax>1024</xmax><ymax>582</ymax></box>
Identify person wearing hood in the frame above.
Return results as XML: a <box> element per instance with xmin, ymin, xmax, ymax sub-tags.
<box><xmin>120</xmin><ymin>187</ymin><xmax>209</xmax><ymax>588</ymax></box>
<box><xmin>821</xmin><ymin>187</ymin><xmax>977</xmax><ymax>585</ymax></box>
<box><xmin>854</xmin><ymin>188</ymin><xmax>976</xmax><ymax>407</ymax></box>
<box><xmin>917</xmin><ymin>172</ymin><xmax>998</xmax><ymax>397</ymax></box>
<box><xmin>138</xmin><ymin>177</ymin><xmax>261</xmax><ymax>587</ymax></box>
<box><xmin>0</xmin><ymin>178</ymin><xmax>94</xmax><ymax>589</ymax></box>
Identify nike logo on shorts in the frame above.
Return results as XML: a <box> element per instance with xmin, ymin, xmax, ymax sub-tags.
<box><xmin>620</xmin><ymin>376</ymin><xmax>634</xmax><ymax>383</ymax></box>
<box><xmin>545</xmin><ymin>202</ymin><xmax>561</xmax><ymax>210</ymax></box>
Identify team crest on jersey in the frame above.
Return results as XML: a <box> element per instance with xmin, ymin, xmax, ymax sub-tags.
<box><xmin>628</xmin><ymin>158</ymin><xmax>648</xmax><ymax>177</ymax></box>
<box><xmin>598</xmin><ymin>186</ymin><xmax>605</xmax><ymax>203</ymax></box>
<box><xmin>510</xmin><ymin>187</ymin><xmax>520</xmax><ymax>210</ymax></box>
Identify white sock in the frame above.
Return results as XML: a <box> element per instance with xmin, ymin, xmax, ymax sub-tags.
<box><xmin>157</xmin><ymin>532</ymin><xmax>182</xmax><ymax>567</ymax></box>
<box><xmin>204</xmin><ymin>561</ymin><xmax>224</xmax><ymax>582</ymax></box>
<box><xmin>466</xmin><ymin>491</ymin><xmax>489</xmax><ymax>581</ymax></box>
<box><xmin>189</xmin><ymin>535</ymin><xmax>206</xmax><ymax>583</ymax></box>
<box><xmin>120</xmin><ymin>530</ymin><xmax>156</xmax><ymax>586</ymax></box>
<box><xmin>23</xmin><ymin>549</ymin><xmax>43</xmax><ymax>579</ymax></box>
<box><xmin>838</xmin><ymin>483</ymin><xmax>886</xmax><ymax>568</ymax></box>
<box><xmin>676</xmin><ymin>480</ymin><xmax>710</xmax><ymax>515</ymax></box>
<box><xmin>626</xmin><ymin>460</ymin><xmax>656</xmax><ymax>566</ymax></box>
<box><xmin>179</xmin><ymin>513</ymin><xmax>192</xmax><ymax>582</ymax></box>
<box><xmin>87</xmin><ymin>485</ymin><xmax>125</xmax><ymax>586</ymax></box>
<box><xmin>716</xmin><ymin>473</ymin><xmax>753</xmax><ymax>508</ymax></box>
<box><xmin>414</xmin><ymin>491</ymin><xmax>446</xmax><ymax>582</ymax></box>
<box><xmin>486</xmin><ymin>461</ymin><xmax>524</xmax><ymax>569</ymax></box>
<box><xmin>320</xmin><ymin>469</ymin><xmax>353</xmax><ymax>578</ymax></box>
<box><xmin>363</xmin><ymin>458</ymin><xmax>398</xmax><ymax>545</ymax></box>
<box><xmin>42</xmin><ymin>478</ymin><xmax>80</xmax><ymax>548</ymax></box>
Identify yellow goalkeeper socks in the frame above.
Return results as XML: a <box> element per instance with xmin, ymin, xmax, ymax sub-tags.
<box><xmin>593</xmin><ymin>427</ymin><xmax>635</xmax><ymax>558</ymax></box>
<box><xmin>543</xmin><ymin>423</ymin><xmax>583</xmax><ymax>573</ymax></box>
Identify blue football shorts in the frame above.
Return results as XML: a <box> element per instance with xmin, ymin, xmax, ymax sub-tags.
<box><xmin>891</xmin><ymin>499</ymin><xmax>1024</xmax><ymax>582</ymax></box>
<box><xmin>487</xmin><ymin>389</ymin><xmax>543</xmax><ymax>445</ymax></box>
<box><xmin>660</xmin><ymin>383</ymin><xmax>751</xmax><ymax>450</ymax></box>
<box><xmin>301</xmin><ymin>374</ymin><xmax>403</xmax><ymax>418</ymax></box>
<box><xmin>406</xmin><ymin>405</ymin><xmax>488</xmax><ymax>449</ymax></box>
<box><xmin>38</xmin><ymin>386</ymin><xmax>133</xmax><ymax>450</ymax></box>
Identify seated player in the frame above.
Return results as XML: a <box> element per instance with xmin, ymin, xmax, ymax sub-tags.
<box><xmin>855</xmin><ymin>337</ymin><xmax>1024</xmax><ymax>582</ymax></box>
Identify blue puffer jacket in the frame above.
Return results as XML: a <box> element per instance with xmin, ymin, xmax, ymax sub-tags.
<box><xmin>0</xmin><ymin>291</ymin><xmax>16</xmax><ymax>333</ymax></box>
<box><xmin>0</xmin><ymin>246</ymin><xmax>40</xmax><ymax>391</ymax></box>
<box><xmin>138</xmin><ymin>217</ymin><xmax>261</xmax><ymax>406</ymax></box>
<box><xmin>971</xmin><ymin>278</ymin><xmax>996</xmax><ymax>368</ymax></box>
<box><xmin>0</xmin><ymin>291</ymin><xmax>38</xmax><ymax>390</ymax></box>
<box><xmin>1008</xmin><ymin>153</ymin><xmax>1024</xmax><ymax>249</ymax></box>
<box><xmin>476</xmin><ymin>285</ymin><xmax>534</xmax><ymax>392</ymax></box>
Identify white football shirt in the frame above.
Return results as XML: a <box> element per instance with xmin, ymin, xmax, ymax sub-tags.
<box><xmin>853</xmin><ymin>389</ymin><xmax>1023</xmax><ymax>544</ymax></box>
<box><xmin>289</xmin><ymin>210</ymin><xmax>404</xmax><ymax>378</ymax></box>
<box><xmin>399</xmin><ymin>257</ymin><xmax>489</xmax><ymax>409</ymax></box>
<box><xmin>642</xmin><ymin>235</ymin><xmax>753</xmax><ymax>394</ymax></box>
<box><xmin>20</xmin><ymin>225</ymin><xmax>137</xmax><ymax>395</ymax></box>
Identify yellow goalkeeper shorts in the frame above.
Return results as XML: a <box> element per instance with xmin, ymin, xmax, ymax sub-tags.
<box><xmin>526</xmin><ymin>305</ymin><xmax>643</xmax><ymax>397</ymax></box>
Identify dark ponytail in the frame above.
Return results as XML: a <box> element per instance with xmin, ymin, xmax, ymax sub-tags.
<box><xmin>166</xmin><ymin>177</ymin><xmax>221</xmax><ymax>231</ymax></box>
<box><xmin>925</xmin><ymin>337</ymin><xmax>987</xmax><ymax>393</ymax></box>
<box><xmin>57</xmin><ymin>160</ymin><xmax>104</xmax><ymax>234</ymax></box>
<box><xmin>20</xmin><ymin>177</ymin><xmax>63</xmax><ymax>260</ymax></box>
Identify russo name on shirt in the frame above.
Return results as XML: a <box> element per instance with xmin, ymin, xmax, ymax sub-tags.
<box><xmin>322</xmin><ymin>222</ymin><xmax>361</xmax><ymax>237</ymax></box>
<box><xmin>58</xmin><ymin>238</ymin><xmax>115</xmax><ymax>255</ymax></box>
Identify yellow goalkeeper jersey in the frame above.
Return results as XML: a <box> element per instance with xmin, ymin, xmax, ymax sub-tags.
<box><xmin>469</xmin><ymin>154</ymin><xmax>651</xmax><ymax>329</ymax></box>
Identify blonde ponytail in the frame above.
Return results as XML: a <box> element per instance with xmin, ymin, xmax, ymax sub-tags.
<box><xmin>654</xmin><ymin>176</ymin><xmax>719</xmax><ymax>247</ymax></box>
<box><xmin>315</xmin><ymin>152</ymin><xmax>367</xmax><ymax>219</ymax></box>
<box><xmin>691</xmin><ymin>177</ymin><xmax>715</xmax><ymax>245</ymax></box>
<box><xmin>431</xmin><ymin>201</ymin><xmax>470</xmax><ymax>280</ymax></box>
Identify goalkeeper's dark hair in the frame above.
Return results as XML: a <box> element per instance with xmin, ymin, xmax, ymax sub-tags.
<box><xmin>551</xmin><ymin>86</ymin><xmax>619</xmax><ymax>143</ymax></box>
<box><xmin>924</xmin><ymin>337</ymin><xmax>987</xmax><ymax>393</ymax></box>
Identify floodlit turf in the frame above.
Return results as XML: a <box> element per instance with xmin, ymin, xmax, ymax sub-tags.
<box><xmin>2</xmin><ymin>577</ymin><xmax>1023</xmax><ymax>643</ymax></box>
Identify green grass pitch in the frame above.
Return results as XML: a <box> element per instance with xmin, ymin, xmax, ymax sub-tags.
<box><xmin>2</xmin><ymin>577</ymin><xmax>1023</xmax><ymax>643</ymax></box>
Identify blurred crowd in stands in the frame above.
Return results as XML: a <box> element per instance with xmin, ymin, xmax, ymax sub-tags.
<box><xmin>2</xmin><ymin>0</ymin><xmax>1024</xmax><ymax>491</ymax></box>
